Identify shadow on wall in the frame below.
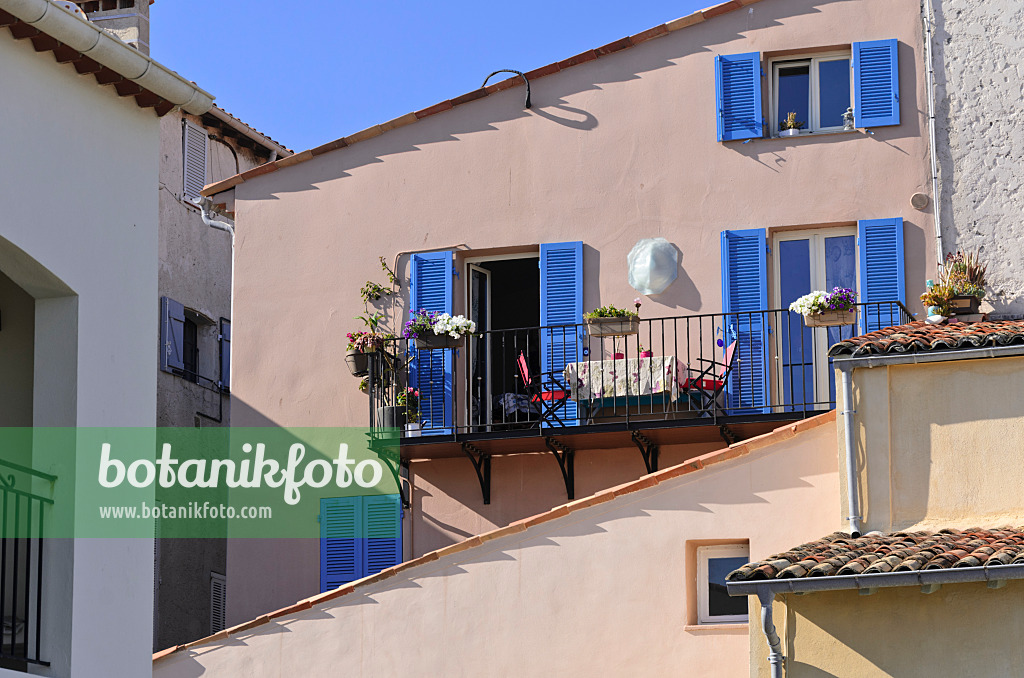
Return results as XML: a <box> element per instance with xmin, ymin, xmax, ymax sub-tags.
<box><xmin>649</xmin><ymin>242</ymin><xmax>702</xmax><ymax>312</ymax></box>
<box><xmin>241</xmin><ymin>0</ymin><xmax>849</xmax><ymax>202</ymax></box>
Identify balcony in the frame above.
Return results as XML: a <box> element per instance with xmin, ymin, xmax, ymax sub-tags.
<box><xmin>367</xmin><ymin>301</ymin><xmax>911</xmax><ymax>464</ymax></box>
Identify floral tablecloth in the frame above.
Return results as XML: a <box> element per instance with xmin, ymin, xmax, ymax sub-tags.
<box><xmin>564</xmin><ymin>356</ymin><xmax>688</xmax><ymax>402</ymax></box>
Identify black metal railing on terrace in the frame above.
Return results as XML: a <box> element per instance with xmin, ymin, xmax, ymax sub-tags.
<box><xmin>366</xmin><ymin>301</ymin><xmax>913</xmax><ymax>439</ymax></box>
<box><xmin>0</xmin><ymin>459</ymin><xmax>53</xmax><ymax>669</ymax></box>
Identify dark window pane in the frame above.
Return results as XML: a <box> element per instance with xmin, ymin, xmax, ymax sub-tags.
<box><xmin>818</xmin><ymin>59</ymin><xmax>851</xmax><ymax>128</ymax></box>
<box><xmin>824</xmin><ymin>235</ymin><xmax>856</xmax><ymax>400</ymax></box>
<box><xmin>779</xmin><ymin>239</ymin><xmax>814</xmax><ymax>411</ymax></box>
<box><xmin>777</xmin><ymin>64</ymin><xmax>810</xmax><ymax>132</ymax></box>
<box><xmin>183</xmin><ymin>318</ymin><xmax>199</xmax><ymax>383</ymax></box>
<box><xmin>708</xmin><ymin>556</ymin><xmax>749</xmax><ymax>617</ymax></box>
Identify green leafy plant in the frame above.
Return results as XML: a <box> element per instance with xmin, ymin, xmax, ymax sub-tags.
<box><xmin>920</xmin><ymin>282</ymin><xmax>954</xmax><ymax>316</ymax></box>
<box><xmin>941</xmin><ymin>249</ymin><xmax>987</xmax><ymax>299</ymax></box>
<box><xmin>397</xmin><ymin>387</ymin><xmax>420</xmax><ymax>423</ymax></box>
<box><xmin>584</xmin><ymin>305</ymin><xmax>639</xmax><ymax>320</ymax></box>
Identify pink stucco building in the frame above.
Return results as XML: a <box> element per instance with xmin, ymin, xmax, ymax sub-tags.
<box><xmin>198</xmin><ymin>0</ymin><xmax>934</xmax><ymax>639</ymax></box>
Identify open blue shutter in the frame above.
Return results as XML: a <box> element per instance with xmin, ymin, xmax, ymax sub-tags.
<box><xmin>160</xmin><ymin>297</ymin><xmax>185</xmax><ymax>372</ymax></box>
<box><xmin>320</xmin><ymin>497</ymin><xmax>362</xmax><ymax>592</ymax></box>
<box><xmin>363</xmin><ymin>494</ymin><xmax>402</xmax><ymax>576</ymax></box>
<box><xmin>858</xmin><ymin>218</ymin><xmax>905</xmax><ymax>333</ymax></box>
<box><xmin>219</xmin><ymin>319</ymin><xmax>231</xmax><ymax>391</ymax></box>
<box><xmin>540</xmin><ymin>242</ymin><xmax>583</xmax><ymax>427</ymax></box>
<box><xmin>410</xmin><ymin>252</ymin><xmax>454</xmax><ymax>435</ymax></box>
<box><xmin>721</xmin><ymin>229</ymin><xmax>768</xmax><ymax>414</ymax></box>
<box><xmin>715</xmin><ymin>52</ymin><xmax>763</xmax><ymax>142</ymax></box>
<box><xmin>853</xmin><ymin>39</ymin><xmax>899</xmax><ymax>128</ymax></box>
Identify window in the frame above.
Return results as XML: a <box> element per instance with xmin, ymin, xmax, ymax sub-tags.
<box><xmin>210</xmin><ymin>572</ymin><xmax>226</xmax><ymax>634</ymax></box>
<box><xmin>697</xmin><ymin>544</ymin><xmax>749</xmax><ymax>624</ymax></box>
<box><xmin>183</xmin><ymin>120</ymin><xmax>208</xmax><ymax>201</ymax></box>
<box><xmin>160</xmin><ymin>297</ymin><xmax>231</xmax><ymax>391</ymax></box>
<box><xmin>320</xmin><ymin>495</ymin><xmax>401</xmax><ymax>592</ymax></box>
<box><xmin>183</xmin><ymin>317</ymin><xmax>199</xmax><ymax>383</ymax></box>
<box><xmin>770</xmin><ymin>52</ymin><xmax>851</xmax><ymax>136</ymax></box>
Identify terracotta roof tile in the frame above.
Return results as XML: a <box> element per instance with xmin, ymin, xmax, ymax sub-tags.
<box><xmin>727</xmin><ymin>529</ymin><xmax>1024</xmax><ymax>582</ymax></box>
<box><xmin>828</xmin><ymin>320</ymin><xmax>1024</xmax><ymax>357</ymax></box>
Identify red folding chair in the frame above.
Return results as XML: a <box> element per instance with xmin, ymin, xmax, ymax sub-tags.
<box><xmin>516</xmin><ymin>351</ymin><xmax>570</xmax><ymax>427</ymax></box>
<box><xmin>683</xmin><ymin>340</ymin><xmax>738</xmax><ymax>415</ymax></box>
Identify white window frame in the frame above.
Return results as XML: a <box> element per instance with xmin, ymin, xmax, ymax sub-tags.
<box><xmin>769</xmin><ymin>51</ymin><xmax>852</xmax><ymax>137</ymax></box>
<box><xmin>696</xmin><ymin>544</ymin><xmax>750</xmax><ymax>624</ymax></box>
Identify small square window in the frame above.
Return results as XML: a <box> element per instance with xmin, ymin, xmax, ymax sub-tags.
<box><xmin>697</xmin><ymin>544</ymin><xmax>749</xmax><ymax>624</ymax></box>
<box><xmin>771</xmin><ymin>53</ymin><xmax>852</xmax><ymax>136</ymax></box>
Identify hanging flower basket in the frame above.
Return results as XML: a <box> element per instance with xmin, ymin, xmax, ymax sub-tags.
<box><xmin>805</xmin><ymin>309</ymin><xmax>857</xmax><ymax>327</ymax></box>
<box><xmin>345</xmin><ymin>349</ymin><xmax>372</xmax><ymax>376</ymax></box>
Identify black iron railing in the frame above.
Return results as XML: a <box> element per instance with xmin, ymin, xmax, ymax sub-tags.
<box><xmin>0</xmin><ymin>459</ymin><xmax>53</xmax><ymax>669</ymax></box>
<box><xmin>367</xmin><ymin>301</ymin><xmax>913</xmax><ymax>438</ymax></box>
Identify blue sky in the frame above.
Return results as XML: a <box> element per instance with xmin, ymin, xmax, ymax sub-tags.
<box><xmin>151</xmin><ymin>1</ymin><xmax>709</xmax><ymax>152</ymax></box>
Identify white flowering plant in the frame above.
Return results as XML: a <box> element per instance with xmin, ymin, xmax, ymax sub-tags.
<box><xmin>789</xmin><ymin>291</ymin><xmax>829</xmax><ymax>317</ymax></box>
<box><xmin>433</xmin><ymin>313</ymin><xmax>476</xmax><ymax>338</ymax></box>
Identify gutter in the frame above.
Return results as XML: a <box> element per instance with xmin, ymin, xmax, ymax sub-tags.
<box><xmin>832</xmin><ymin>343</ymin><xmax>1024</xmax><ymax>370</ymax></box>
<box><xmin>0</xmin><ymin>0</ymin><xmax>213</xmax><ymax>114</ymax></box>
<box><xmin>208</xmin><ymin>107</ymin><xmax>292</xmax><ymax>158</ymax></box>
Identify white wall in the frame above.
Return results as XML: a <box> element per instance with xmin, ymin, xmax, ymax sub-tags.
<box><xmin>0</xmin><ymin>31</ymin><xmax>160</xmax><ymax>678</ymax></box>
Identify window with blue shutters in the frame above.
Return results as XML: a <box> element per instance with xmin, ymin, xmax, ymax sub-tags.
<box><xmin>160</xmin><ymin>296</ymin><xmax>186</xmax><ymax>372</ymax></box>
<box><xmin>540</xmin><ymin>242</ymin><xmax>583</xmax><ymax>427</ymax></box>
<box><xmin>320</xmin><ymin>494</ymin><xmax>402</xmax><ymax>592</ymax></box>
<box><xmin>858</xmin><ymin>218</ymin><xmax>905</xmax><ymax>333</ymax></box>
<box><xmin>720</xmin><ymin>229</ymin><xmax>769</xmax><ymax>414</ymax></box>
<box><xmin>715</xmin><ymin>52</ymin><xmax>764</xmax><ymax>142</ymax></box>
<box><xmin>410</xmin><ymin>251</ymin><xmax>454</xmax><ymax>435</ymax></box>
<box><xmin>853</xmin><ymin>39</ymin><xmax>900</xmax><ymax>128</ymax></box>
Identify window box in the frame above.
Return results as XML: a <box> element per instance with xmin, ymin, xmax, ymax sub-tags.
<box><xmin>417</xmin><ymin>333</ymin><xmax>465</xmax><ymax>350</ymax></box>
<box><xmin>804</xmin><ymin>309</ymin><xmax>857</xmax><ymax>327</ymax></box>
<box><xmin>585</xmin><ymin>317</ymin><xmax>640</xmax><ymax>337</ymax></box>
<box><xmin>697</xmin><ymin>544</ymin><xmax>750</xmax><ymax>624</ymax></box>
<box><xmin>949</xmin><ymin>295</ymin><xmax>980</xmax><ymax>315</ymax></box>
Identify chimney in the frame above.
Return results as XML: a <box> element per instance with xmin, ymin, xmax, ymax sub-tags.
<box><xmin>72</xmin><ymin>0</ymin><xmax>152</xmax><ymax>55</ymax></box>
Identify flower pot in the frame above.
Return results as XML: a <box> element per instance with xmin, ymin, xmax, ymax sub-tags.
<box><xmin>345</xmin><ymin>349</ymin><xmax>371</xmax><ymax>377</ymax></box>
<box><xmin>417</xmin><ymin>333</ymin><xmax>465</xmax><ymax>350</ymax></box>
<box><xmin>926</xmin><ymin>306</ymin><xmax>942</xmax><ymax>317</ymax></box>
<box><xmin>639</xmin><ymin>350</ymin><xmax>654</xmax><ymax>358</ymax></box>
<box><xmin>405</xmin><ymin>423</ymin><xmax>421</xmax><ymax>437</ymax></box>
<box><xmin>949</xmin><ymin>295</ymin><xmax>980</xmax><ymax>315</ymax></box>
<box><xmin>376</xmin><ymin>406</ymin><xmax>407</xmax><ymax>429</ymax></box>
<box><xmin>780</xmin><ymin>128</ymin><xmax>800</xmax><ymax>137</ymax></box>
<box><xmin>586</xmin><ymin>317</ymin><xmax>640</xmax><ymax>337</ymax></box>
<box><xmin>804</xmin><ymin>309</ymin><xmax>857</xmax><ymax>327</ymax></box>
<box><xmin>612</xmin><ymin>352</ymin><xmax>625</xmax><ymax>360</ymax></box>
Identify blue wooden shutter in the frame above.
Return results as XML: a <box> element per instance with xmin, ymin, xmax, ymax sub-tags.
<box><xmin>721</xmin><ymin>229</ymin><xmax>768</xmax><ymax>414</ymax></box>
<box><xmin>540</xmin><ymin>242</ymin><xmax>583</xmax><ymax>427</ymax></box>
<box><xmin>858</xmin><ymin>218</ymin><xmax>905</xmax><ymax>333</ymax></box>
<box><xmin>219</xmin><ymin>318</ymin><xmax>231</xmax><ymax>391</ymax></box>
<box><xmin>320</xmin><ymin>496</ymin><xmax>362</xmax><ymax>592</ymax></box>
<box><xmin>853</xmin><ymin>39</ymin><xmax>900</xmax><ymax>128</ymax></box>
<box><xmin>715</xmin><ymin>52</ymin><xmax>763</xmax><ymax>142</ymax></box>
<box><xmin>160</xmin><ymin>296</ymin><xmax>185</xmax><ymax>372</ymax></box>
<box><xmin>363</xmin><ymin>494</ymin><xmax>402</xmax><ymax>576</ymax></box>
<box><xmin>410</xmin><ymin>252</ymin><xmax>454</xmax><ymax>435</ymax></box>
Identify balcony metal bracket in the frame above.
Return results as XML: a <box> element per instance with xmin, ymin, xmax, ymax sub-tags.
<box><xmin>631</xmin><ymin>430</ymin><xmax>659</xmax><ymax>474</ymax></box>
<box><xmin>461</xmin><ymin>442</ymin><xmax>492</xmax><ymax>505</ymax></box>
<box><xmin>378</xmin><ymin>450</ymin><xmax>411</xmax><ymax>509</ymax></box>
<box><xmin>719</xmin><ymin>424</ymin><xmax>738</xmax><ymax>446</ymax></box>
<box><xmin>544</xmin><ymin>437</ymin><xmax>575</xmax><ymax>500</ymax></box>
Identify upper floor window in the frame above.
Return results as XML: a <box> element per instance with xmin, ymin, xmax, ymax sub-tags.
<box><xmin>770</xmin><ymin>52</ymin><xmax>851</xmax><ymax>136</ymax></box>
<box><xmin>183</xmin><ymin>120</ymin><xmax>208</xmax><ymax>201</ymax></box>
<box><xmin>697</xmin><ymin>544</ymin><xmax>749</xmax><ymax>624</ymax></box>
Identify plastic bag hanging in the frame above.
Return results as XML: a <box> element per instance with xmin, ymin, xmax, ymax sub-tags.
<box><xmin>627</xmin><ymin>237</ymin><xmax>678</xmax><ymax>295</ymax></box>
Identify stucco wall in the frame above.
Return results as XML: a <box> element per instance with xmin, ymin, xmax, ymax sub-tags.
<box><xmin>838</xmin><ymin>354</ymin><xmax>1024</xmax><ymax>533</ymax></box>
<box><xmin>933</xmin><ymin>0</ymin><xmax>1024</xmax><ymax>316</ymax></box>
<box><xmin>0</xmin><ymin>31</ymin><xmax>160</xmax><ymax>678</ymax></box>
<box><xmin>159</xmin><ymin>419</ymin><xmax>838</xmax><ymax>678</ymax></box>
<box><xmin>754</xmin><ymin>581</ymin><xmax>1024</xmax><ymax>678</ymax></box>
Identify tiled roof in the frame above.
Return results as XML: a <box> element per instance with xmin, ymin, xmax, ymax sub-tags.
<box><xmin>154</xmin><ymin>410</ymin><xmax>836</xmax><ymax>662</ymax></box>
<box><xmin>828</xmin><ymin>320</ymin><xmax>1024</xmax><ymax>357</ymax></box>
<box><xmin>727</xmin><ymin>528</ymin><xmax>1024</xmax><ymax>582</ymax></box>
<box><xmin>208</xmin><ymin>105</ymin><xmax>293</xmax><ymax>156</ymax></box>
<box><xmin>202</xmin><ymin>0</ymin><xmax>762</xmax><ymax>197</ymax></box>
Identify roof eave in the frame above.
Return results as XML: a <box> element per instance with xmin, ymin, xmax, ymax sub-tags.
<box><xmin>831</xmin><ymin>343</ymin><xmax>1024</xmax><ymax>368</ymax></box>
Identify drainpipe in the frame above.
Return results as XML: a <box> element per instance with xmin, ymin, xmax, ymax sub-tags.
<box><xmin>758</xmin><ymin>590</ymin><xmax>784</xmax><ymax>678</ymax></box>
<box><xmin>840</xmin><ymin>365</ymin><xmax>862</xmax><ymax>537</ymax></box>
<box><xmin>922</xmin><ymin>0</ymin><xmax>945</xmax><ymax>265</ymax></box>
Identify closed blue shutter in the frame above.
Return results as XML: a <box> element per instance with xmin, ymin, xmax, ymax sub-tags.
<box><xmin>715</xmin><ymin>52</ymin><xmax>763</xmax><ymax>142</ymax></box>
<box><xmin>853</xmin><ymin>39</ymin><xmax>899</xmax><ymax>128</ymax></box>
<box><xmin>219</xmin><ymin>318</ymin><xmax>231</xmax><ymax>391</ymax></box>
<box><xmin>160</xmin><ymin>297</ymin><xmax>185</xmax><ymax>372</ymax></box>
<box><xmin>858</xmin><ymin>218</ymin><xmax>905</xmax><ymax>333</ymax></box>
<box><xmin>721</xmin><ymin>229</ymin><xmax>768</xmax><ymax>414</ymax></box>
<box><xmin>410</xmin><ymin>251</ymin><xmax>454</xmax><ymax>435</ymax></box>
<box><xmin>540</xmin><ymin>241</ymin><xmax>583</xmax><ymax>427</ymax></box>
<box><xmin>320</xmin><ymin>497</ymin><xmax>361</xmax><ymax>592</ymax></box>
<box><xmin>363</xmin><ymin>494</ymin><xmax>402</xmax><ymax>576</ymax></box>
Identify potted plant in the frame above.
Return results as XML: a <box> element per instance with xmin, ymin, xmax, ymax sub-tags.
<box><xmin>779</xmin><ymin>111</ymin><xmax>804</xmax><ymax>137</ymax></box>
<box><xmin>398</xmin><ymin>387</ymin><xmax>421</xmax><ymax>436</ymax></box>
<box><xmin>920</xmin><ymin>280</ymin><xmax>953</xmax><ymax>317</ymax></box>
<box><xmin>345</xmin><ymin>330</ymin><xmax>393</xmax><ymax>376</ymax></box>
<box><xmin>404</xmin><ymin>309</ymin><xmax>476</xmax><ymax>349</ymax></box>
<box><xmin>790</xmin><ymin>288</ymin><xmax>858</xmax><ymax>327</ymax></box>
<box><xmin>940</xmin><ymin>249</ymin><xmax>986</xmax><ymax>315</ymax></box>
<box><xmin>585</xmin><ymin>301</ymin><xmax>641</xmax><ymax>337</ymax></box>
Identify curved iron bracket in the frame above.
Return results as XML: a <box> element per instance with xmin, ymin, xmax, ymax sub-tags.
<box><xmin>631</xmin><ymin>430</ymin><xmax>659</xmax><ymax>475</ymax></box>
<box><xmin>544</xmin><ymin>437</ymin><xmax>574</xmax><ymax>500</ymax></box>
<box><xmin>462</xmin><ymin>442</ymin><xmax>491</xmax><ymax>505</ymax></box>
<box><xmin>482</xmin><ymin>69</ymin><xmax>532</xmax><ymax>109</ymax></box>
